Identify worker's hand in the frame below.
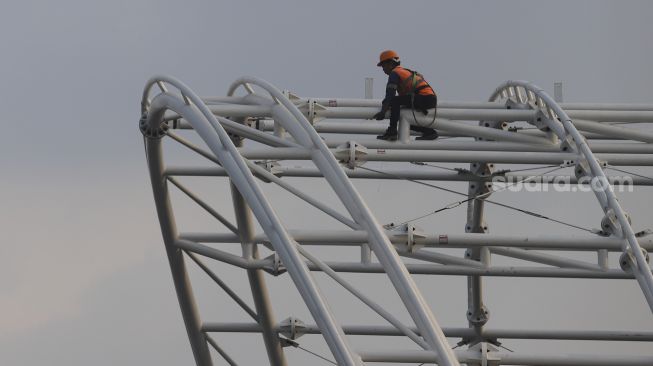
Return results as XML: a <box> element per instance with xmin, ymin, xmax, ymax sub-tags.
<box><xmin>373</xmin><ymin>111</ymin><xmax>386</xmax><ymax>120</ymax></box>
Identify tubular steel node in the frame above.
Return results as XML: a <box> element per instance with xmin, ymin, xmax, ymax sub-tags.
<box><xmin>141</xmin><ymin>75</ymin><xmax>653</xmax><ymax>365</ymax></box>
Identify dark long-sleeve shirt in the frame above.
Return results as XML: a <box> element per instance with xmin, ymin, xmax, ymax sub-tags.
<box><xmin>381</xmin><ymin>70</ymin><xmax>400</xmax><ymax>108</ymax></box>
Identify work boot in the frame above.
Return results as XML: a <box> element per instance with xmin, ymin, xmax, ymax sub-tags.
<box><xmin>377</xmin><ymin>128</ymin><xmax>398</xmax><ymax>141</ymax></box>
<box><xmin>415</xmin><ymin>130</ymin><xmax>438</xmax><ymax>141</ymax></box>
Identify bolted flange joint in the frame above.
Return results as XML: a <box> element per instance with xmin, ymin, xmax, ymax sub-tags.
<box><xmin>560</xmin><ymin>135</ymin><xmax>577</xmax><ymax>152</ymax></box>
<box><xmin>620</xmin><ymin>248</ymin><xmax>650</xmax><ymax>274</ymax></box>
<box><xmin>139</xmin><ymin>112</ymin><xmax>168</xmax><ymax>139</ymax></box>
<box><xmin>600</xmin><ymin>209</ymin><xmax>631</xmax><ymax>237</ymax></box>
<box><xmin>279</xmin><ymin>317</ymin><xmax>307</xmax><ymax>340</ymax></box>
<box><xmin>335</xmin><ymin>141</ymin><xmax>368</xmax><ymax>169</ymax></box>
<box><xmin>574</xmin><ymin>158</ymin><xmax>608</xmax><ymax>180</ymax></box>
<box><xmin>390</xmin><ymin>223</ymin><xmax>426</xmax><ymax>253</ymax></box>
<box><xmin>467</xmin><ymin>305</ymin><xmax>490</xmax><ymax>327</ymax></box>
<box><xmin>263</xmin><ymin>253</ymin><xmax>287</xmax><ymax>276</ymax></box>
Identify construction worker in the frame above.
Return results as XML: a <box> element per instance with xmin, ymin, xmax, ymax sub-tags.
<box><xmin>373</xmin><ymin>50</ymin><xmax>439</xmax><ymax>141</ymax></box>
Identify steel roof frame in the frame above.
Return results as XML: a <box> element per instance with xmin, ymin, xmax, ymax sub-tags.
<box><xmin>141</xmin><ymin>75</ymin><xmax>653</xmax><ymax>365</ymax></box>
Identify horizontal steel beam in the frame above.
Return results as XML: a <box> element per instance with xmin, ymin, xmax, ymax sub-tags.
<box><xmin>229</xmin><ymin>147</ymin><xmax>653</xmax><ymax>166</ymax></box>
<box><xmin>313</xmin><ymin>262</ymin><xmax>636</xmax><ymax>279</ymax></box>
<box><xmin>165</xmin><ymin>166</ymin><xmax>653</xmax><ymax>186</ymax></box>
<box><xmin>358</xmin><ymin>349</ymin><xmax>653</xmax><ymax>365</ymax></box>
<box><xmin>179</xmin><ymin>231</ymin><xmax>653</xmax><ymax>251</ymax></box>
<box><xmin>167</xmin><ymin>244</ymin><xmax>642</xmax><ymax>278</ymax></box>
<box><xmin>573</xmin><ymin>119</ymin><xmax>653</xmax><ymax>143</ymax></box>
<box><xmin>202</xmin><ymin>322</ymin><xmax>653</xmax><ymax>341</ymax></box>
<box><xmin>488</xmin><ymin>247</ymin><xmax>601</xmax><ymax>271</ymax></box>
<box><xmin>319</xmin><ymin>106</ymin><xmax>537</xmax><ymax>121</ymax></box>
<box><xmin>251</xmin><ymin>96</ymin><xmax>653</xmax><ymax>112</ymax></box>
<box><xmin>322</xmin><ymin>138</ymin><xmax>653</xmax><ymax>154</ymax></box>
<box><xmin>169</xmin><ymin>119</ymin><xmax>646</xmax><ymax>141</ymax></box>
<box><xmin>235</xmin><ymin>147</ymin><xmax>580</xmax><ymax>164</ymax></box>
<box><xmin>192</xmin><ymin>98</ymin><xmax>653</xmax><ymax>123</ymax></box>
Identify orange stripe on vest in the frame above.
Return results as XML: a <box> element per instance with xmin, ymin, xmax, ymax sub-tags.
<box><xmin>393</xmin><ymin>66</ymin><xmax>435</xmax><ymax>97</ymax></box>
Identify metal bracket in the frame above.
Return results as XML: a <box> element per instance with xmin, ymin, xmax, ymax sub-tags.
<box><xmin>263</xmin><ymin>253</ymin><xmax>286</xmax><ymax>276</ymax></box>
<box><xmin>620</xmin><ymin>248</ymin><xmax>650</xmax><ymax>274</ymax></box>
<box><xmin>532</xmin><ymin>110</ymin><xmax>554</xmax><ymax>132</ymax></box>
<box><xmin>391</xmin><ymin>223</ymin><xmax>426</xmax><ymax>253</ymax></box>
<box><xmin>139</xmin><ymin>112</ymin><xmax>168</xmax><ymax>139</ymax></box>
<box><xmin>468</xmin><ymin>181</ymin><xmax>493</xmax><ymax>198</ymax></box>
<box><xmin>297</xmin><ymin>98</ymin><xmax>326</xmax><ymax>124</ymax></box>
<box><xmin>575</xmin><ymin>158</ymin><xmax>607</xmax><ymax>179</ymax></box>
<box><xmin>253</xmin><ymin>160</ymin><xmax>283</xmax><ymax>183</ymax></box>
<box><xmin>466</xmin><ymin>304</ymin><xmax>490</xmax><ymax>327</ymax></box>
<box><xmin>282</xmin><ymin>90</ymin><xmax>301</xmax><ymax>104</ymax></box>
<box><xmin>600</xmin><ymin>208</ymin><xmax>631</xmax><ymax>236</ymax></box>
<box><xmin>335</xmin><ymin>141</ymin><xmax>368</xmax><ymax>169</ymax></box>
<box><xmin>307</xmin><ymin>99</ymin><xmax>326</xmax><ymax>124</ymax></box>
<box><xmin>245</xmin><ymin>117</ymin><xmax>267</xmax><ymax>131</ymax></box>
<box><xmin>504</xmin><ymin>97</ymin><xmax>529</xmax><ymax>111</ymax></box>
<box><xmin>467</xmin><ymin>342</ymin><xmax>501</xmax><ymax>366</ymax></box>
<box><xmin>560</xmin><ymin>135</ymin><xmax>578</xmax><ymax>152</ymax></box>
<box><xmin>561</xmin><ymin>160</ymin><xmax>576</xmax><ymax>168</ymax></box>
<box><xmin>479</xmin><ymin>120</ymin><xmax>508</xmax><ymax>130</ymax></box>
<box><xmin>465</xmin><ymin>161</ymin><xmax>494</xmax><ymax>233</ymax></box>
<box><xmin>468</xmin><ymin>162</ymin><xmax>494</xmax><ymax>198</ymax></box>
<box><xmin>279</xmin><ymin>317</ymin><xmax>307</xmax><ymax>340</ymax></box>
<box><xmin>278</xmin><ymin>337</ymin><xmax>299</xmax><ymax>348</ymax></box>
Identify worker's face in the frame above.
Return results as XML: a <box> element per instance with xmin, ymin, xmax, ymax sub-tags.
<box><xmin>380</xmin><ymin>61</ymin><xmax>394</xmax><ymax>75</ymax></box>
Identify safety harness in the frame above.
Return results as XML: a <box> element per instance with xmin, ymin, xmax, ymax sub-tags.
<box><xmin>403</xmin><ymin>69</ymin><xmax>437</xmax><ymax>129</ymax></box>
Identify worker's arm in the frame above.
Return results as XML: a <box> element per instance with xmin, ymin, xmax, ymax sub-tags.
<box><xmin>374</xmin><ymin>72</ymin><xmax>399</xmax><ymax>119</ymax></box>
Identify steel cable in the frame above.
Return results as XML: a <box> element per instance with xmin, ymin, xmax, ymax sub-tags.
<box><xmin>358</xmin><ymin>164</ymin><xmax>593</xmax><ymax>233</ymax></box>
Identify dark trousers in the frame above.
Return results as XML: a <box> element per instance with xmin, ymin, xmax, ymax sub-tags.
<box><xmin>388</xmin><ymin>94</ymin><xmax>437</xmax><ymax>134</ymax></box>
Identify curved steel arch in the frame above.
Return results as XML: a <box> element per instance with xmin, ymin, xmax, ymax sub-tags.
<box><xmin>141</xmin><ymin>76</ymin><xmax>360</xmax><ymax>366</ymax></box>
<box><xmin>141</xmin><ymin>75</ymin><xmax>460</xmax><ymax>366</ymax></box>
<box><xmin>227</xmin><ymin>76</ymin><xmax>459</xmax><ymax>366</ymax></box>
<box><xmin>489</xmin><ymin>80</ymin><xmax>653</xmax><ymax>310</ymax></box>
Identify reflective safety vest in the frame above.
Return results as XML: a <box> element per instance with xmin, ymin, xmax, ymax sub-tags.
<box><xmin>393</xmin><ymin>66</ymin><xmax>435</xmax><ymax>97</ymax></box>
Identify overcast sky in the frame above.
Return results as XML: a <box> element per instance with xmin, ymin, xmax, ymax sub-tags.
<box><xmin>2</xmin><ymin>0</ymin><xmax>653</xmax><ymax>365</ymax></box>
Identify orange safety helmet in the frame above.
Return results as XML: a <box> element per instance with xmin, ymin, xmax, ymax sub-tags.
<box><xmin>377</xmin><ymin>50</ymin><xmax>400</xmax><ymax>66</ymax></box>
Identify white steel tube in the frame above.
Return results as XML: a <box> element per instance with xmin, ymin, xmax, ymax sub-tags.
<box><xmin>202</xmin><ymin>321</ymin><xmax>653</xmax><ymax>341</ymax></box>
<box><xmin>144</xmin><ymin>139</ymin><xmax>214</xmax><ymax>366</ymax></box>
<box><xmin>318</xmin><ymin>106</ymin><xmax>538</xmax><ymax>121</ymax></box>
<box><xmin>489</xmin><ymin>247</ymin><xmax>601</xmax><ymax>271</ymax></box>
<box><xmin>358</xmin><ymin>349</ymin><xmax>653</xmax><ymax>365</ymax></box>
<box><xmin>233</xmin><ymin>147</ymin><xmax>653</xmax><ymax>166</ymax></box>
<box><xmin>174</xmin><ymin>239</ymin><xmax>268</xmax><ymax>269</ymax></box>
<box><xmin>286</xmin><ymin>96</ymin><xmax>653</xmax><ymax>112</ymax></box>
<box><xmin>573</xmin><ymin>119</ymin><xmax>653</xmax><ymax>143</ymax></box>
<box><xmin>179</xmin><ymin>231</ymin><xmax>653</xmax><ymax>251</ymax></box>
<box><xmin>166</xmin><ymin>166</ymin><xmax>653</xmax><ymax>186</ymax></box>
<box><xmin>230</xmin><ymin>138</ymin><xmax>287</xmax><ymax>365</ymax></box>
<box><xmin>315</xmin><ymin>262</ymin><xmax>634</xmax><ymax>279</ymax></box>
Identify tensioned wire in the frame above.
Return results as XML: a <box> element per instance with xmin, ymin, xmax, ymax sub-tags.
<box><xmin>606</xmin><ymin>166</ymin><xmax>653</xmax><ymax>182</ymax></box>
<box><xmin>357</xmin><ymin>164</ymin><xmax>594</xmax><ymax>233</ymax></box>
<box><xmin>293</xmin><ymin>343</ymin><xmax>337</xmax><ymax>365</ymax></box>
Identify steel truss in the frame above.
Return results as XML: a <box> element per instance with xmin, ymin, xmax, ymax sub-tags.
<box><xmin>141</xmin><ymin>75</ymin><xmax>653</xmax><ymax>365</ymax></box>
